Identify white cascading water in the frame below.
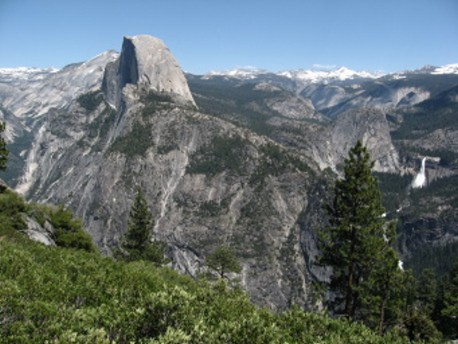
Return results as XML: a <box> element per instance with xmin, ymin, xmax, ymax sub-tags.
<box><xmin>412</xmin><ymin>157</ymin><xmax>427</xmax><ymax>188</ymax></box>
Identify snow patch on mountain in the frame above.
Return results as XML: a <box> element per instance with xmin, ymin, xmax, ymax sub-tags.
<box><xmin>203</xmin><ymin>63</ymin><xmax>458</xmax><ymax>83</ymax></box>
<box><xmin>205</xmin><ymin>67</ymin><xmax>267</xmax><ymax>79</ymax></box>
<box><xmin>204</xmin><ymin>66</ymin><xmax>384</xmax><ymax>83</ymax></box>
<box><xmin>431</xmin><ymin>63</ymin><xmax>458</xmax><ymax>75</ymax></box>
<box><xmin>279</xmin><ymin>67</ymin><xmax>384</xmax><ymax>83</ymax></box>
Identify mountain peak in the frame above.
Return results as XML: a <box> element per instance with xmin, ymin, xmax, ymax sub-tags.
<box><xmin>103</xmin><ymin>34</ymin><xmax>195</xmax><ymax>107</ymax></box>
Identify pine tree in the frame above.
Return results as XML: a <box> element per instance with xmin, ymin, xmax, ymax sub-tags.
<box><xmin>125</xmin><ymin>188</ymin><xmax>153</xmax><ymax>251</ymax></box>
<box><xmin>417</xmin><ymin>268</ymin><xmax>438</xmax><ymax>316</ymax></box>
<box><xmin>319</xmin><ymin>141</ymin><xmax>403</xmax><ymax>331</ymax></box>
<box><xmin>122</xmin><ymin>187</ymin><xmax>167</xmax><ymax>265</ymax></box>
<box><xmin>0</xmin><ymin>121</ymin><xmax>8</xmax><ymax>171</ymax></box>
<box><xmin>206</xmin><ymin>246</ymin><xmax>242</xmax><ymax>279</ymax></box>
<box><xmin>360</xmin><ymin>223</ymin><xmax>405</xmax><ymax>334</ymax></box>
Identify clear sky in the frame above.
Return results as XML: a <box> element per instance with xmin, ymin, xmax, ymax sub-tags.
<box><xmin>1</xmin><ymin>0</ymin><xmax>457</xmax><ymax>74</ymax></box>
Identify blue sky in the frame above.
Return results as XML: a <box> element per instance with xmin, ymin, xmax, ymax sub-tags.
<box><xmin>1</xmin><ymin>0</ymin><xmax>457</xmax><ymax>74</ymax></box>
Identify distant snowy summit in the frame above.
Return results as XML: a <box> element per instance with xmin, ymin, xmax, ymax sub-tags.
<box><xmin>205</xmin><ymin>68</ymin><xmax>268</xmax><ymax>80</ymax></box>
<box><xmin>205</xmin><ymin>66</ymin><xmax>382</xmax><ymax>82</ymax></box>
<box><xmin>0</xmin><ymin>67</ymin><xmax>58</xmax><ymax>83</ymax></box>
<box><xmin>204</xmin><ymin>63</ymin><xmax>458</xmax><ymax>83</ymax></box>
<box><xmin>278</xmin><ymin>67</ymin><xmax>384</xmax><ymax>83</ymax></box>
<box><xmin>431</xmin><ymin>63</ymin><xmax>458</xmax><ymax>75</ymax></box>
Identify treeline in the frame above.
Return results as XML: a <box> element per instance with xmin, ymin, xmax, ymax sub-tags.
<box><xmin>189</xmin><ymin>79</ymin><xmax>281</xmax><ymax>135</ymax></box>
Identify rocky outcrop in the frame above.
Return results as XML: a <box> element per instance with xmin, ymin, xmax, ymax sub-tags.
<box><xmin>103</xmin><ymin>35</ymin><xmax>195</xmax><ymax>109</ymax></box>
<box><xmin>23</xmin><ymin>217</ymin><xmax>56</xmax><ymax>246</ymax></box>
<box><xmin>330</xmin><ymin>107</ymin><xmax>400</xmax><ymax>172</ymax></box>
<box><xmin>305</xmin><ymin>107</ymin><xmax>400</xmax><ymax>173</ymax></box>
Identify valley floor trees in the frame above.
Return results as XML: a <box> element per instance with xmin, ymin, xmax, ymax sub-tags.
<box><xmin>318</xmin><ymin>141</ymin><xmax>404</xmax><ymax>334</ymax></box>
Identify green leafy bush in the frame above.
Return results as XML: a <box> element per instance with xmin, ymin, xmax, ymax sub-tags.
<box><xmin>0</xmin><ymin>190</ymin><xmax>97</xmax><ymax>253</ymax></box>
<box><xmin>54</xmin><ymin>228</ymin><xmax>97</xmax><ymax>253</ymax></box>
<box><xmin>0</xmin><ymin>189</ymin><xmax>27</xmax><ymax>231</ymax></box>
<box><xmin>46</xmin><ymin>205</ymin><xmax>97</xmax><ymax>253</ymax></box>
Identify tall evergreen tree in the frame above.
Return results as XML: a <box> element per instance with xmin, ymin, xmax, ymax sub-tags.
<box><xmin>125</xmin><ymin>188</ymin><xmax>153</xmax><ymax>251</ymax></box>
<box><xmin>360</xmin><ymin>223</ymin><xmax>404</xmax><ymax>334</ymax></box>
<box><xmin>0</xmin><ymin>121</ymin><xmax>8</xmax><ymax>171</ymax></box>
<box><xmin>122</xmin><ymin>187</ymin><xmax>167</xmax><ymax>265</ymax></box>
<box><xmin>319</xmin><ymin>141</ymin><xmax>403</xmax><ymax>332</ymax></box>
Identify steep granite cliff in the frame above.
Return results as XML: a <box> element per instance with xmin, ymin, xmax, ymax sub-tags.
<box><xmin>103</xmin><ymin>35</ymin><xmax>195</xmax><ymax>109</ymax></box>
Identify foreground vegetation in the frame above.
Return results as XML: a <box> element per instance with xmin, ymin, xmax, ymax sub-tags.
<box><xmin>0</xmin><ymin>176</ymin><xmax>412</xmax><ymax>343</ymax></box>
<box><xmin>0</xmin><ymin>233</ymin><xmax>416</xmax><ymax>343</ymax></box>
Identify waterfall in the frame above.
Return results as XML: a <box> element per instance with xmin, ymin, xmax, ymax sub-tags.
<box><xmin>412</xmin><ymin>157</ymin><xmax>427</xmax><ymax>188</ymax></box>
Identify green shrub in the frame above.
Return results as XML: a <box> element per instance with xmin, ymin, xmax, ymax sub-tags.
<box><xmin>54</xmin><ymin>228</ymin><xmax>97</xmax><ymax>253</ymax></box>
<box><xmin>0</xmin><ymin>189</ymin><xmax>27</xmax><ymax>231</ymax></box>
<box><xmin>48</xmin><ymin>206</ymin><xmax>97</xmax><ymax>253</ymax></box>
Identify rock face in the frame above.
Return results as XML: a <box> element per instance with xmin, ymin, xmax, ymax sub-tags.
<box><xmin>329</xmin><ymin>108</ymin><xmax>400</xmax><ymax>172</ymax></box>
<box><xmin>103</xmin><ymin>35</ymin><xmax>195</xmax><ymax>108</ymax></box>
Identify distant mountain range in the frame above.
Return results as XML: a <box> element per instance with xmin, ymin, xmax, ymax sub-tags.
<box><xmin>204</xmin><ymin>63</ymin><xmax>458</xmax><ymax>82</ymax></box>
<box><xmin>2</xmin><ymin>62</ymin><xmax>457</xmax><ymax>85</ymax></box>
